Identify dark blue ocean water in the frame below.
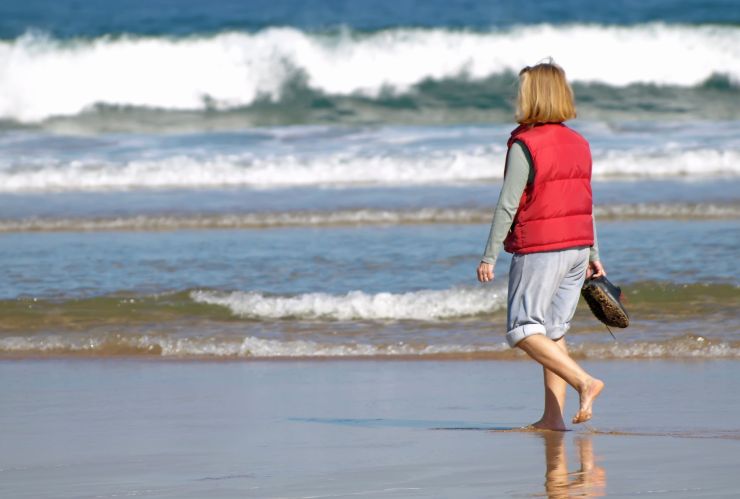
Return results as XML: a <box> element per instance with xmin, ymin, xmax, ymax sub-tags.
<box><xmin>1</xmin><ymin>0</ymin><xmax>738</xmax><ymax>38</ymax></box>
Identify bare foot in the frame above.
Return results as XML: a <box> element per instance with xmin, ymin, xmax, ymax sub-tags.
<box><xmin>572</xmin><ymin>378</ymin><xmax>604</xmax><ymax>424</ymax></box>
<box><xmin>531</xmin><ymin>418</ymin><xmax>568</xmax><ymax>431</ymax></box>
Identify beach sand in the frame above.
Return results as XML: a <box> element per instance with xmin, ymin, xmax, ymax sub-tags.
<box><xmin>2</xmin><ymin>359</ymin><xmax>739</xmax><ymax>498</ymax></box>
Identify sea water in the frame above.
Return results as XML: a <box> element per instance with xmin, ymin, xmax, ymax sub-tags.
<box><xmin>0</xmin><ymin>0</ymin><xmax>738</xmax><ymax>359</ymax></box>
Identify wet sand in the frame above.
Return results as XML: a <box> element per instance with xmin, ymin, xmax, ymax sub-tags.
<box><xmin>2</xmin><ymin>359</ymin><xmax>740</xmax><ymax>498</ymax></box>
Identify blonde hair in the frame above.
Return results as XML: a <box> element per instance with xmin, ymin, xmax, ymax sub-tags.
<box><xmin>515</xmin><ymin>61</ymin><xmax>577</xmax><ymax>124</ymax></box>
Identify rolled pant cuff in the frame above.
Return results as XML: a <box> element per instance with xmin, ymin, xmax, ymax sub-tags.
<box><xmin>506</xmin><ymin>323</ymin><xmax>547</xmax><ymax>348</ymax></box>
<box><xmin>547</xmin><ymin>323</ymin><xmax>570</xmax><ymax>342</ymax></box>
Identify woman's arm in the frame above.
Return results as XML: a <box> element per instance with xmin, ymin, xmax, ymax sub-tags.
<box><xmin>588</xmin><ymin>211</ymin><xmax>606</xmax><ymax>278</ymax></box>
<box><xmin>590</xmin><ymin>211</ymin><xmax>600</xmax><ymax>262</ymax></box>
<box><xmin>477</xmin><ymin>141</ymin><xmax>531</xmax><ymax>282</ymax></box>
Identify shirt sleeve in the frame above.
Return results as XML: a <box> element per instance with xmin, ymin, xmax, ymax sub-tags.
<box><xmin>590</xmin><ymin>209</ymin><xmax>600</xmax><ymax>262</ymax></box>
<box><xmin>481</xmin><ymin>141</ymin><xmax>531</xmax><ymax>266</ymax></box>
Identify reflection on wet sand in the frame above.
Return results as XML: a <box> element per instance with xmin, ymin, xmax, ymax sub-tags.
<box><xmin>540</xmin><ymin>432</ymin><xmax>606</xmax><ymax>498</ymax></box>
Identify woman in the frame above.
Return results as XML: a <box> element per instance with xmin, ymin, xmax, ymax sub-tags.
<box><xmin>477</xmin><ymin>61</ymin><xmax>605</xmax><ymax>430</ymax></box>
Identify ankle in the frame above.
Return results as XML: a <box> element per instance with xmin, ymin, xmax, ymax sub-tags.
<box><xmin>538</xmin><ymin>413</ymin><xmax>565</xmax><ymax>425</ymax></box>
<box><xmin>532</xmin><ymin>417</ymin><xmax>567</xmax><ymax>431</ymax></box>
<box><xmin>577</xmin><ymin>376</ymin><xmax>594</xmax><ymax>393</ymax></box>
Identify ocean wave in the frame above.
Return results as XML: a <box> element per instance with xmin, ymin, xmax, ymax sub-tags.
<box><xmin>1</xmin><ymin>333</ymin><xmax>737</xmax><ymax>360</ymax></box>
<box><xmin>1</xmin><ymin>203</ymin><xmax>737</xmax><ymax>232</ymax></box>
<box><xmin>2</xmin><ymin>283</ymin><xmax>737</xmax><ymax>340</ymax></box>
<box><xmin>567</xmin><ymin>336</ymin><xmax>740</xmax><ymax>360</ymax></box>
<box><xmin>1</xmin><ymin>24</ymin><xmax>738</xmax><ymax>122</ymax></box>
<box><xmin>0</xmin><ymin>333</ymin><xmax>509</xmax><ymax>358</ymax></box>
<box><xmin>190</xmin><ymin>282</ymin><xmax>740</xmax><ymax>321</ymax></box>
<box><xmin>1</xmin><ymin>148</ymin><xmax>738</xmax><ymax>192</ymax></box>
<box><xmin>18</xmin><ymin>77</ymin><xmax>740</xmax><ymax>132</ymax></box>
<box><xmin>190</xmin><ymin>287</ymin><xmax>507</xmax><ymax>321</ymax></box>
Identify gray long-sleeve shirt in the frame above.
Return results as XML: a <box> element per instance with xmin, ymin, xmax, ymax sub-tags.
<box><xmin>481</xmin><ymin>141</ymin><xmax>600</xmax><ymax>266</ymax></box>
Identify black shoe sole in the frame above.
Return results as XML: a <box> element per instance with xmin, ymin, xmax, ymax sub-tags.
<box><xmin>582</xmin><ymin>277</ymin><xmax>630</xmax><ymax>329</ymax></box>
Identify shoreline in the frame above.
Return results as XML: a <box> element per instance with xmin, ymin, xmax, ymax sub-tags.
<box><xmin>2</xmin><ymin>353</ymin><xmax>740</xmax><ymax>363</ymax></box>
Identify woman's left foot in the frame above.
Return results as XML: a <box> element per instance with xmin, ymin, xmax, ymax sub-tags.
<box><xmin>572</xmin><ymin>378</ymin><xmax>604</xmax><ymax>424</ymax></box>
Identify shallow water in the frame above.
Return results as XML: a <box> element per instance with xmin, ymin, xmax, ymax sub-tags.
<box><xmin>0</xmin><ymin>216</ymin><xmax>736</xmax><ymax>359</ymax></box>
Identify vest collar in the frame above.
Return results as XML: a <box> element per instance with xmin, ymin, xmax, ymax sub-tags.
<box><xmin>508</xmin><ymin>122</ymin><xmax>565</xmax><ymax>148</ymax></box>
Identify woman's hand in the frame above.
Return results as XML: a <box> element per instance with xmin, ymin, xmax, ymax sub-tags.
<box><xmin>587</xmin><ymin>260</ymin><xmax>606</xmax><ymax>279</ymax></box>
<box><xmin>477</xmin><ymin>261</ymin><xmax>494</xmax><ymax>283</ymax></box>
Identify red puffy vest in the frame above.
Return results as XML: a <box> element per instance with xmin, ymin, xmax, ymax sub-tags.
<box><xmin>503</xmin><ymin>123</ymin><xmax>594</xmax><ymax>254</ymax></box>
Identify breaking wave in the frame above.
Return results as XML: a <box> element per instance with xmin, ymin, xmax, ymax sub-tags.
<box><xmin>1</xmin><ymin>23</ymin><xmax>739</xmax><ymax>122</ymax></box>
<box><xmin>1</xmin><ymin>148</ymin><xmax>738</xmax><ymax>192</ymax></box>
<box><xmin>2</xmin><ymin>282</ymin><xmax>737</xmax><ymax>359</ymax></box>
<box><xmin>190</xmin><ymin>287</ymin><xmax>507</xmax><ymax>321</ymax></box>
<box><xmin>3</xmin><ymin>282</ymin><xmax>735</xmax><ymax>326</ymax></box>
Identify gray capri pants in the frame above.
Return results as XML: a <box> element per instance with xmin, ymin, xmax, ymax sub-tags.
<box><xmin>506</xmin><ymin>246</ymin><xmax>589</xmax><ymax>348</ymax></box>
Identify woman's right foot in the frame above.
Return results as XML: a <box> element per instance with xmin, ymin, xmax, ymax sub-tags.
<box><xmin>530</xmin><ymin>418</ymin><xmax>568</xmax><ymax>431</ymax></box>
<box><xmin>572</xmin><ymin>378</ymin><xmax>604</xmax><ymax>424</ymax></box>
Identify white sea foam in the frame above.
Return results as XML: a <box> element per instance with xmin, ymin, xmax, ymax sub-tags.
<box><xmin>0</xmin><ymin>147</ymin><xmax>738</xmax><ymax>192</ymax></box>
<box><xmin>592</xmin><ymin>149</ymin><xmax>740</xmax><ymax>177</ymax></box>
<box><xmin>0</xmin><ymin>333</ymin><xmax>509</xmax><ymax>357</ymax></box>
<box><xmin>570</xmin><ymin>337</ymin><xmax>740</xmax><ymax>359</ymax></box>
<box><xmin>1</xmin><ymin>23</ymin><xmax>738</xmax><ymax>122</ymax></box>
<box><xmin>190</xmin><ymin>287</ymin><xmax>506</xmax><ymax>321</ymax></box>
<box><xmin>2</xmin><ymin>334</ymin><xmax>738</xmax><ymax>359</ymax></box>
<box><xmin>0</xmin><ymin>149</ymin><xmax>495</xmax><ymax>191</ymax></box>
